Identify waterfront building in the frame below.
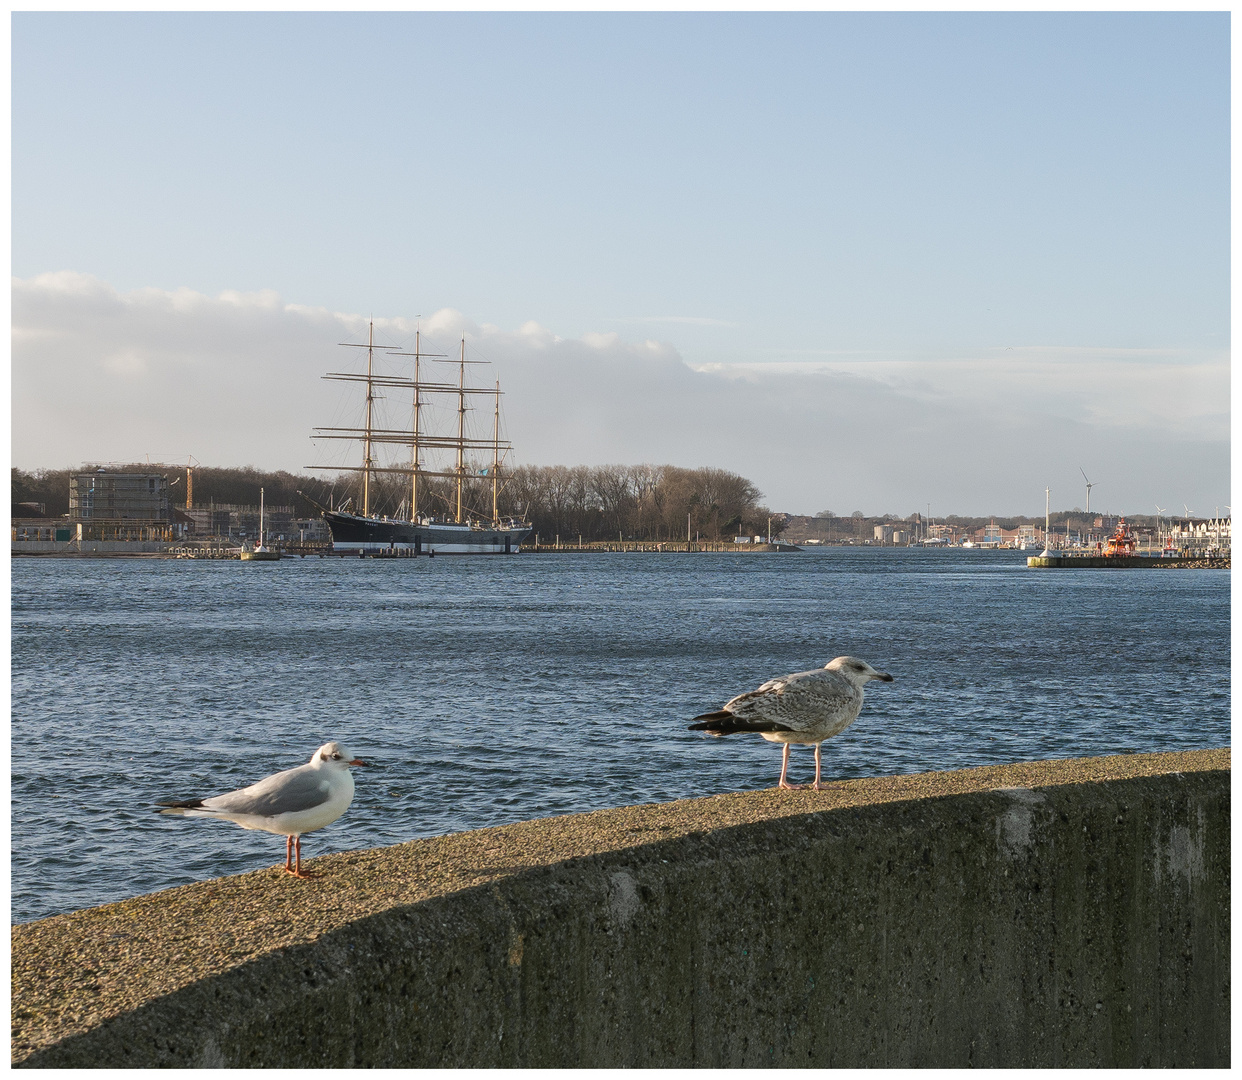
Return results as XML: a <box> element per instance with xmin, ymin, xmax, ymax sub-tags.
<box><xmin>12</xmin><ymin>520</ymin><xmax>74</xmax><ymax>543</ymax></box>
<box><xmin>1165</xmin><ymin>517</ymin><xmax>1231</xmax><ymax>553</ymax></box>
<box><xmin>70</xmin><ymin>470</ymin><xmax>170</xmax><ymax>524</ymax></box>
<box><xmin>66</xmin><ymin>469</ymin><xmax>173</xmax><ymax>542</ymax></box>
<box><xmin>182</xmin><ymin>508</ymin><xmax>234</xmax><ymax>536</ymax></box>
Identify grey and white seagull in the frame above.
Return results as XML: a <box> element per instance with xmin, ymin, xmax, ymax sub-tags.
<box><xmin>689</xmin><ymin>656</ymin><xmax>893</xmax><ymax>790</ymax></box>
<box><xmin>155</xmin><ymin>741</ymin><xmax>366</xmax><ymax>878</ymax></box>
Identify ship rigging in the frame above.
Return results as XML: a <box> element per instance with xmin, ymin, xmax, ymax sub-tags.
<box><xmin>305</xmin><ymin>320</ymin><xmax>531</xmax><ymax>555</ymax></box>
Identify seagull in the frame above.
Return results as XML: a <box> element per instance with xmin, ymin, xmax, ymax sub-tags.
<box><xmin>155</xmin><ymin>742</ymin><xmax>366</xmax><ymax>878</ymax></box>
<box><xmin>688</xmin><ymin>656</ymin><xmax>893</xmax><ymax>790</ymax></box>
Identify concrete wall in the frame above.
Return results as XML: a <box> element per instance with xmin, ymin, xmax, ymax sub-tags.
<box><xmin>12</xmin><ymin>752</ymin><xmax>1229</xmax><ymax>1067</ymax></box>
<box><xmin>11</xmin><ymin>540</ymin><xmax>170</xmax><ymax>555</ymax></box>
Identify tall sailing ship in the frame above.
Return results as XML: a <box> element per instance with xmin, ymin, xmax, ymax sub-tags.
<box><xmin>305</xmin><ymin>321</ymin><xmax>531</xmax><ymax>555</ymax></box>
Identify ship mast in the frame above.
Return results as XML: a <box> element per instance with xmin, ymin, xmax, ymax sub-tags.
<box><xmin>384</xmin><ymin>330</ymin><xmax>448</xmax><ymax>523</ymax></box>
<box><xmin>492</xmin><ymin>379</ymin><xmax>501</xmax><ymax>523</ymax></box>
<box><xmin>311</xmin><ymin>329</ymin><xmax>503</xmax><ymax>521</ymax></box>
<box><xmin>456</xmin><ymin>337</ymin><xmax>466</xmax><ymax>523</ymax></box>
<box><xmin>363</xmin><ymin>320</ymin><xmax>375</xmax><ymax>517</ymax></box>
<box><xmin>411</xmin><ymin>331</ymin><xmax>422</xmax><ymax>521</ymax></box>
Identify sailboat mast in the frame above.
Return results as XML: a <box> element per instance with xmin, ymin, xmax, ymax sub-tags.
<box><xmin>456</xmin><ymin>337</ymin><xmax>466</xmax><ymax>523</ymax></box>
<box><xmin>259</xmin><ymin>486</ymin><xmax>265</xmax><ymax>547</ymax></box>
<box><xmin>410</xmin><ymin>330</ymin><xmax>422</xmax><ymax>522</ymax></box>
<box><xmin>362</xmin><ymin>319</ymin><xmax>375</xmax><ymax>518</ymax></box>
<box><xmin>492</xmin><ymin>379</ymin><xmax>501</xmax><ymax>523</ymax></box>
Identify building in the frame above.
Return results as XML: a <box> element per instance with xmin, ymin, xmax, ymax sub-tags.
<box><xmin>1165</xmin><ymin>518</ymin><xmax>1231</xmax><ymax>553</ymax></box>
<box><xmin>12</xmin><ymin>521</ymin><xmax>74</xmax><ymax>543</ymax></box>
<box><xmin>67</xmin><ymin>469</ymin><xmax>174</xmax><ymax>541</ymax></box>
<box><xmin>182</xmin><ymin>508</ymin><xmax>234</xmax><ymax>536</ymax></box>
<box><xmin>873</xmin><ymin>524</ymin><xmax>894</xmax><ymax>543</ymax></box>
<box><xmin>70</xmin><ymin>470</ymin><xmax>170</xmax><ymax>523</ymax></box>
<box><xmin>292</xmin><ymin>517</ymin><xmax>330</xmax><ymax>543</ymax></box>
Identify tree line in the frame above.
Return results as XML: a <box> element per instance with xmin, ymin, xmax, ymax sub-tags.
<box><xmin>12</xmin><ymin>462</ymin><xmax>782</xmax><ymax>542</ymax></box>
<box><xmin>11</xmin><ymin>465</ymin><xmax>336</xmax><ymax>518</ymax></box>
<box><xmin>357</xmin><ymin>463</ymin><xmax>780</xmax><ymax>541</ymax></box>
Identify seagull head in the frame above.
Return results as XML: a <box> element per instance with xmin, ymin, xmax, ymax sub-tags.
<box><xmin>825</xmin><ymin>656</ymin><xmax>894</xmax><ymax>685</ymax></box>
<box><xmin>311</xmin><ymin>741</ymin><xmax>367</xmax><ymax>768</ymax></box>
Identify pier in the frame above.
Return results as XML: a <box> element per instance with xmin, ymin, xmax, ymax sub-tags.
<box><xmin>11</xmin><ymin>749</ymin><xmax>1228</xmax><ymax>1068</ymax></box>
<box><xmin>1028</xmin><ymin>554</ymin><xmax>1229</xmax><ymax>569</ymax></box>
<box><xmin>526</xmin><ymin>539</ymin><xmax>802</xmax><ymax>553</ymax></box>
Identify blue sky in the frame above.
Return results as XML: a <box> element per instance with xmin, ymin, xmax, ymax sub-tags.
<box><xmin>11</xmin><ymin>12</ymin><xmax>1230</xmax><ymax>516</ymax></box>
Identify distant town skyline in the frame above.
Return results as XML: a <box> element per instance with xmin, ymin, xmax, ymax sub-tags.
<box><xmin>11</xmin><ymin>13</ymin><xmax>1229</xmax><ymax>517</ymax></box>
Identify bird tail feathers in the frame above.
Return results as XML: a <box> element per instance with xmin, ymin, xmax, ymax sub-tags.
<box><xmin>688</xmin><ymin>711</ymin><xmax>794</xmax><ymax>736</ymax></box>
<box><xmin>154</xmin><ymin>798</ymin><xmax>211</xmax><ymax>816</ymax></box>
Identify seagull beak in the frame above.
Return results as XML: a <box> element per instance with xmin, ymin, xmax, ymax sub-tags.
<box><xmin>349</xmin><ymin>758</ymin><xmax>367</xmax><ymax>766</ymax></box>
<box><xmin>876</xmin><ymin>672</ymin><xmax>894</xmax><ymax>682</ymax></box>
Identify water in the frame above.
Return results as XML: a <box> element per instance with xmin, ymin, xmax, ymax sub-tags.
<box><xmin>11</xmin><ymin>549</ymin><xmax>1230</xmax><ymax>923</ymax></box>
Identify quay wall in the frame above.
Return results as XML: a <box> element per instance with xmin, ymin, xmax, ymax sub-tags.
<box><xmin>1028</xmin><ymin>554</ymin><xmax>1230</xmax><ymax>569</ymax></box>
<box><xmin>11</xmin><ymin>540</ymin><xmax>172</xmax><ymax>555</ymax></box>
<box><xmin>12</xmin><ymin>750</ymin><xmax>1229</xmax><ymax>1068</ymax></box>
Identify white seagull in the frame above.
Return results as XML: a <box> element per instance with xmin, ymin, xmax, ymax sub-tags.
<box><xmin>155</xmin><ymin>742</ymin><xmax>366</xmax><ymax>878</ymax></box>
<box><xmin>689</xmin><ymin>656</ymin><xmax>893</xmax><ymax>790</ymax></box>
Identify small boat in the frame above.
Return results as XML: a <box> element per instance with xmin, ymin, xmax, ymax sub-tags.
<box><xmin>240</xmin><ymin>487</ymin><xmax>281</xmax><ymax>561</ymax></box>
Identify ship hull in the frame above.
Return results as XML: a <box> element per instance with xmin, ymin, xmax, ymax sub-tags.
<box><xmin>323</xmin><ymin>511</ymin><xmax>531</xmax><ymax>555</ymax></box>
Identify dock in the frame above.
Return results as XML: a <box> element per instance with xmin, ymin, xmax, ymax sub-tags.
<box><xmin>1027</xmin><ymin>554</ymin><xmax>1229</xmax><ymax>569</ymax></box>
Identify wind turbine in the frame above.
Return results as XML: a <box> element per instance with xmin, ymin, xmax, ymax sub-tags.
<box><xmin>1079</xmin><ymin>467</ymin><xmax>1094</xmax><ymax>515</ymax></box>
<box><xmin>1155</xmin><ymin>505</ymin><xmax>1166</xmax><ymax>553</ymax></box>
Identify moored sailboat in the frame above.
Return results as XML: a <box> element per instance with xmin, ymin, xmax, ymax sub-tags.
<box><xmin>240</xmin><ymin>486</ymin><xmax>281</xmax><ymax>561</ymax></box>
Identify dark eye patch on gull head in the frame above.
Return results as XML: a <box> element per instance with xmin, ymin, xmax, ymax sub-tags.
<box><xmin>155</xmin><ymin>740</ymin><xmax>366</xmax><ymax>878</ymax></box>
<box><xmin>314</xmin><ymin>741</ymin><xmax>367</xmax><ymax>766</ymax></box>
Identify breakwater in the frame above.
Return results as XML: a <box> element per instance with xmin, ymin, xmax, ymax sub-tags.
<box><xmin>12</xmin><ymin>749</ymin><xmax>1228</xmax><ymax>1068</ymax></box>
<box><xmin>1028</xmin><ymin>554</ymin><xmax>1229</xmax><ymax>569</ymax></box>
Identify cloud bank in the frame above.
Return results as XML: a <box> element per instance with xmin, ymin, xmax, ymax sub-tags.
<box><xmin>11</xmin><ymin>273</ymin><xmax>1229</xmax><ymax>516</ymax></box>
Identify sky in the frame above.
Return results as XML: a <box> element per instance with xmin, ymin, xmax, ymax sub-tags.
<box><xmin>10</xmin><ymin>12</ymin><xmax>1230</xmax><ymax>518</ymax></box>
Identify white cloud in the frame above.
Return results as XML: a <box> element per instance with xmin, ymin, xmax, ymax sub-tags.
<box><xmin>621</xmin><ymin>315</ymin><xmax>740</xmax><ymax>327</ymax></box>
<box><xmin>695</xmin><ymin>353</ymin><xmax>1229</xmax><ymax>440</ymax></box>
<box><xmin>10</xmin><ymin>273</ymin><xmax>1230</xmax><ymax>516</ymax></box>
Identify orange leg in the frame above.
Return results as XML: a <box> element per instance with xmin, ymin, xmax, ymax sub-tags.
<box><xmin>281</xmin><ymin>835</ymin><xmax>311</xmax><ymax>879</ymax></box>
<box><xmin>283</xmin><ymin>834</ymin><xmax>311</xmax><ymax>878</ymax></box>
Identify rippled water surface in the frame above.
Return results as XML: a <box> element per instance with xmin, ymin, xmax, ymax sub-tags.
<box><xmin>11</xmin><ymin>549</ymin><xmax>1230</xmax><ymax>922</ymax></box>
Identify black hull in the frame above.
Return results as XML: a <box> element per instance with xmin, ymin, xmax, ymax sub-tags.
<box><xmin>324</xmin><ymin>511</ymin><xmax>531</xmax><ymax>554</ymax></box>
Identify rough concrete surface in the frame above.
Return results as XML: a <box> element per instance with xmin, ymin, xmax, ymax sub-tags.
<box><xmin>11</xmin><ymin>749</ymin><xmax>1230</xmax><ymax>1067</ymax></box>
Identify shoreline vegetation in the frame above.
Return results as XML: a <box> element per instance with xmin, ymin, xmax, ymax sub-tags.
<box><xmin>12</xmin><ymin>464</ymin><xmax>1177</xmax><ymax>546</ymax></box>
